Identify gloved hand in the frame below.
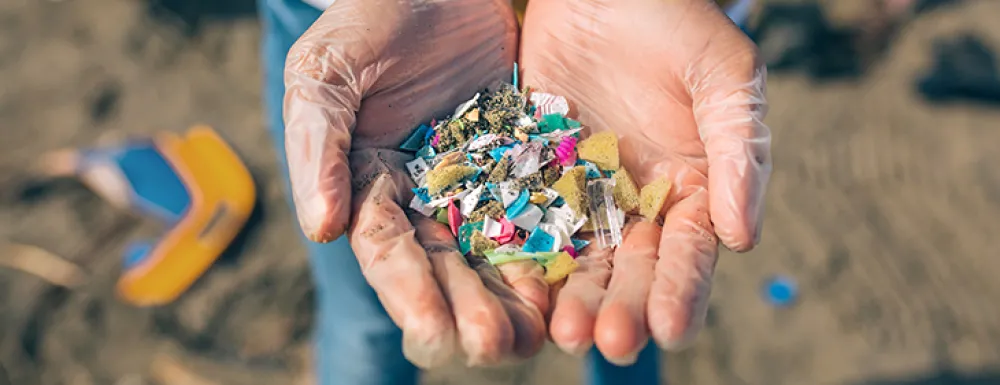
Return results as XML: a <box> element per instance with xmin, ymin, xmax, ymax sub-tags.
<box><xmin>520</xmin><ymin>0</ymin><xmax>772</xmax><ymax>364</ymax></box>
<box><xmin>283</xmin><ymin>0</ymin><xmax>548</xmax><ymax>368</ymax></box>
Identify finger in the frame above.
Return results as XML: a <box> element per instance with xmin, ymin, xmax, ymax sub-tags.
<box><xmin>348</xmin><ymin>149</ymin><xmax>455</xmax><ymax>368</ymax></box>
<box><xmin>283</xmin><ymin>1</ymin><xmax>391</xmax><ymax>242</ymax></box>
<box><xmin>410</xmin><ymin>214</ymin><xmax>515</xmax><ymax>366</ymax></box>
<box><xmin>470</xmin><ymin>258</ymin><xmax>548</xmax><ymax>360</ymax></box>
<box><xmin>496</xmin><ymin>261</ymin><xmax>549</xmax><ymax>315</ymax></box>
<box><xmin>686</xmin><ymin>33</ymin><xmax>772</xmax><ymax>252</ymax></box>
<box><xmin>648</xmin><ymin>189</ymin><xmax>719</xmax><ymax>350</ymax></box>
<box><xmin>594</xmin><ymin>221</ymin><xmax>660</xmax><ymax>366</ymax></box>
<box><xmin>549</xmin><ymin>247</ymin><xmax>613</xmax><ymax>357</ymax></box>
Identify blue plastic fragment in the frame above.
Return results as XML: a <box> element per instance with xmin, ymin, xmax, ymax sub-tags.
<box><xmin>412</xmin><ymin>187</ymin><xmax>431</xmax><ymax>203</ymax></box>
<box><xmin>763</xmin><ymin>276</ymin><xmax>798</xmax><ymax>307</ymax></box>
<box><xmin>578</xmin><ymin>161</ymin><xmax>602</xmax><ymax>178</ymax></box>
<box><xmin>485</xmin><ymin>182</ymin><xmax>500</xmax><ymax>201</ymax></box>
<box><xmin>490</xmin><ymin>145</ymin><xmax>512</xmax><ymax>161</ymax></box>
<box><xmin>424</xmin><ymin>124</ymin><xmax>437</xmax><ymax>140</ymax></box>
<box><xmin>400</xmin><ymin>124</ymin><xmax>431</xmax><ymax>151</ymax></box>
<box><xmin>523</xmin><ymin>227</ymin><xmax>556</xmax><ymax>253</ymax></box>
<box><xmin>506</xmin><ymin>190</ymin><xmax>530</xmax><ymax>218</ymax></box>
<box><xmin>571</xmin><ymin>238</ymin><xmax>590</xmax><ymax>251</ymax></box>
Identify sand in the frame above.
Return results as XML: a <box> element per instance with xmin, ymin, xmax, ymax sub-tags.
<box><xmin>2</xmin><ymin>0</ymin><xmax>1000</xmax><ymax>384</ymax></box>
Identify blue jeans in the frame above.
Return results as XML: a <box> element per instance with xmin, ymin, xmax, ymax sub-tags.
<box><xmin>259</xmin><ymin>1</ymin><xmax>661</xmax><ymax>383</ymax></box>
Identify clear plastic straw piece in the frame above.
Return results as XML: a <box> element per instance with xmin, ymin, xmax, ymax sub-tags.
<box><xmin>587</xmin><ymin>178</ymin><xmax>623</xmax><ymax>249</ymax></box>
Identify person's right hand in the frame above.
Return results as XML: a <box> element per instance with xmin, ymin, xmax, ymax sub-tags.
<box><xmin>283</xmin><ymin>0</ymin><xmax>549</xmax><ymax>368</ymax></box>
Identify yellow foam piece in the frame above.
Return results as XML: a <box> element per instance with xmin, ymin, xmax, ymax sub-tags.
<box><xmin>543</xmin><ymin>252</ymin><xmax>579</xmax><ymax>284</ymax></box>
<box><xmin>425</xmin><ymin>165</ymin><xmax>477</xmax><ymax>195</ymax></box>
<box><xmin>640</xmin><ymin>178</ymin><xmax>672</xmax><ymax>222</ymax></box>
<box><xmin>612</xmin><ymin>168</ymin><xmax>641</xmax><ymax>214</ymax></box>
<box><xmin>551</xmin><ymin>166</ymin><xmax>588</xmax><ymax>216</ymax></box>
<box><xmin>577</xmin><ymin>132</ymin><xmax>620</xmax><ymax>170</ymax></box>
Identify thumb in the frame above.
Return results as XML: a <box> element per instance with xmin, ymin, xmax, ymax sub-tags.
<box><xmin>686</xmin><ymin>26</ymin><xmax>772</xmax><ymax>252</ymax></box>
<box><xmin>282</xmin><ymin>2</ymin><xmax>388</xmax><ymax>242</ymax></box>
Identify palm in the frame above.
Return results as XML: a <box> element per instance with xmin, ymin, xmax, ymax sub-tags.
<box><xmin>283</xmin><ymin>0</ymin><xmax>551</xmax><ymax>368</ymax></box>
<box><xmin>519</xmin><ymin>0</ymin><xmax>770</xmax><ymax>361</ymax></box>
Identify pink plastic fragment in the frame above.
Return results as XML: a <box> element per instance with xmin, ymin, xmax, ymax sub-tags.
<box><xmin>562</xmin><ymin>245</ymin><xmax>579</xmax><ymax>258</ymax></box>
<box><xmin>448</xmin><ymin>200</ymin><xmax>462</xmax><ymax>236</ymax></box>
<box><xmin>493</xmin><ymin>217</ymin><xmax>517</xmax><ymax>244</ymax></box>
<box><xmin>555</xmin><ymin>137</ymin><xmax>577</xmax><ymax>166</ymax></box>
<box><xmin>432</xmin><ymin>134</ymin><xmax>441</xmax><ymax>147</ymax></box>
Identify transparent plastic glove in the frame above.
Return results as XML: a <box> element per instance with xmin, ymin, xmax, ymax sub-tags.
<box><xmin>283</xmin><ymin>0</ymin><xmax>547</xmax><ymax>368</ymax></box>
<box><xmin>520</xmin><ymin>0</ymin><xmax>772</xmax><ymax>364</ymax></box>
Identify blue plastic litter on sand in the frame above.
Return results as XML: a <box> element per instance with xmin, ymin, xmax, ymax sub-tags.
<box><xmin>763</xmin><ymin>276</ymin><xmax>797</xmax><ymax>307</ymax></box>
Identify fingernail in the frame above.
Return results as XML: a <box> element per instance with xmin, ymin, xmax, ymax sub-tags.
<box><xmin>558</xmin><ymin>340</ymin><xmax>593</xmax><ymax>358</ymax></box>
<box><xmin>605</xmin><ymin>351</ymin><xmax>640</xmax><ymax>366</ymax></box>
<box><xmin>656</xmin><ymin>331</ymin><xmax>699</xmax><ymax>352</ymax></box>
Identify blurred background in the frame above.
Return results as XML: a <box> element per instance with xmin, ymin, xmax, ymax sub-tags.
<box><xmin>2</xmin><ymin>0</ymin><xmax>1000</xmax><ymax>384</ymax></box>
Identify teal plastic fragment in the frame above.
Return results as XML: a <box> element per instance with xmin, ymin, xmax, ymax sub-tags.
<box><xmin>513</xmin><ymin>62</ymin><xmax>519</xmax><ymax>90</ymax></box>
<box><xmin>523</xmin><ymin>227</ymin><xmax>555</xmax><ymax>253</ymax></box>
<box><xmin>400</xmin><ymin>124</ymin><xmax>431</xmax><ymax>151</ymax></box>
<box><xmin>416</xmin><ymin>145</ymin><xmax>436</xmax><ymax>160</ymax></box>
<box><xmin>458</xmin><ymin>221</ymin><xmax>484</xmax><ymax>255</ymax></box>
<box><xmin>571</xmin><ymin>238</ymin><xmax>590</xmax><ymax>251</ymax></box>
<box><xmin>538</xmin><ymin>113</ymin><xmax>568</xmax><ymax>133</ymax></box>
<box><xmin>505</xmin><ymin>190</ymin><xmax>530</xmax><ymax>218</ymax></box>
<box><xmin>577</xmin><ymin>160</ymin><xmax>602</xmax><ymax>178</ymax></box>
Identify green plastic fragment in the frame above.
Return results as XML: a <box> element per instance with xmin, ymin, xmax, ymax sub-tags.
<box><xmin>567</xmin><ymin>118</ymin><xmax>582</xmax><ymax>128</ymax></box>
<box><xmin>435</xmin><ymin>208</ymin><xmax>449</xmax><ymax>224</ymax></box>
<box><xmin>538</xmin><ymin>113</ymin><xmax>568</xmax><ymax>133</ymax></box>
<box><xmin>458</xmin><ymin>221</ymin><xmax>484</xmax><ymax>255</ymax></box>
<box><xmin>484</xmin><ymin>250</ymin><xmax>562</xmax><ymax>266</ymax></box>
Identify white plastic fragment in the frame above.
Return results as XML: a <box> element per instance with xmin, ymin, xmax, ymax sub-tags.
<box><xmin>510</xmin><ymin>142</ymin><xmax>544</xmax><ymax>178</ymax></box>
<box><xmin>461</xmin><ymin>185</ymin><xmax>485</xmax><ymax>217</ymax></box>
<box><xmin>500</xmin><ymin>184</ymin><xmax>521</xmax><ymax>208</ymax></box>
<box><xmin>540</xmin><ymin>127</ymin><xmax>584</xmax><ymax>140</ymax></box>
<box><xmin>509</xmin><ymin>204</ymin><xmax>544</xmax><ymax>230</ymax></box>
<box><xmin>405</xmin><ymin>158</ymin><xmax>430</xmax><ymax>185</ymax></box>
<box><xmin>453</xmin><ymin>92</ymin><xmax>480</xmax><ymax>117</ymax></box>
<box><xmin>409</xmin><ymin>195</ymin><xmax>437</xmax><ymax>216</ymax></box>
<box><xmin>427</xmin><ymin>189</ymin><xmax>469</xmax><ymax>208</ymax></box>
<box><xmin>482</xmin><ymin>216</ymin><xmax>503</xmax><ymax>238</ymax></box>
<box><xmin>543</xmin><ymin>205</ymin><xmax>587</xmax><ymax>236</ymax></box>
<box><xmin>516</xmin><ymin>115</ymin><xmax>535</xmax><ymax>128</ymax></box>
<box><xmin>539</xmin><ymin>188</ymin><xmax>560</xmax><ymax>208</ymax></box>
<box><xmin>538</xmin><ymin>223</ymin><xmax>571</xmax><ymax>252</ymax></box>
<box><xmin>466</xmin><ymin>134</ymin><xmax>499</xmax><ymax>151</ymax></box>
<box><xmin>529</xmin><ymin>92</ymin><xmax>570</xmax><ymax>117</ymax></box>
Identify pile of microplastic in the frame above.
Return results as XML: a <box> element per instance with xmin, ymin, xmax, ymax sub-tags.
<box><xmin>399</xmin><ymin>81</ymin><xmax>672</xmax><ymax>284</ymax></box>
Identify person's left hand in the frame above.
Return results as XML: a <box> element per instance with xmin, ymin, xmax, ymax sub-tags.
<box><xmin>519</xmin><ymin>0</ymin><xmax>772</xmax><ymax>364</ymax></box>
